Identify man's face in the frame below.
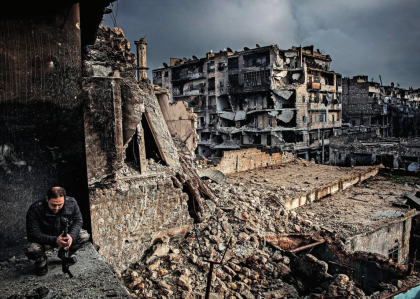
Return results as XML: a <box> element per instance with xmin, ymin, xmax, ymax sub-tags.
<box><xmin>47</xmin><ymin>197</ymin><xmax>65</xmax><ymax>213</ymax></box>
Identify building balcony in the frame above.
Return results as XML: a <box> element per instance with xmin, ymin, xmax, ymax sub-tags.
<box><xmin>172</xmin><ymin>72</ymin><xmax>205</xmax><ymax>82</ymax></box>
<box><xmin>307</xmin><ymin>82</ymin><xmax>321</xmax><ymax>90</ymax></box>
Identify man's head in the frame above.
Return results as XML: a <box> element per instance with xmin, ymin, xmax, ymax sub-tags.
<box><xmin>46</xmin><ymin>187</ymin><xmax>66</xmax><ymax>213</ymax></box>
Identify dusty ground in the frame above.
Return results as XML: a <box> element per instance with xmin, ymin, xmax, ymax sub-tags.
<box><xmin>227</xmin><ymin>159</ymin><xmax>378</xmax><ymax>201</ymax></box>
<box><xmin>296</xmin><ymin>174</ymin><xmax>419</xmax><ymax>239</ymax></box>
<box><xmin>0</xmin><ymin>243</ymin><xmax>128</xmax><ymax>299</ymax></box>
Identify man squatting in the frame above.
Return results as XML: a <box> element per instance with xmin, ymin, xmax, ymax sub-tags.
<box><xmin>24</xmin><ymin>187</ymin><xmax>90</xmax><ymax>276</ymax></box>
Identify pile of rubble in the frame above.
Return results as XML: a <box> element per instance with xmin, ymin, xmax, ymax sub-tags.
<box><xmin>118</xmin><ymin>163</ymin><xmax>419</xmax><ymax>298</ymax></box>
<box><xmin>119</xmin><ymin>173</ymin><xmax>373</xmax><ymax>298</ymax></box>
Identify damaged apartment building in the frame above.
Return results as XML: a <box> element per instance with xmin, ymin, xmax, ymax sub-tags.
<box><xmin>327</xmin><ymin>75</ymin><xmax>420</xmax><ymax>167</ymax></box>
<box><xmin>342</xmin><ymin>75</ymin><xmax>420</xmax><ymax>139</ymax></box>
<box><xmin>153</xmin><ymin>45</ymin><xmax>343</xmax><ymax>162</ymax></box>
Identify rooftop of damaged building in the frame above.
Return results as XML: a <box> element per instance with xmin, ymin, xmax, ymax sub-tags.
<box><xmin>153</xmin><ymin>44</ymin><xmax>333</xmax><ymax>70</ymax></box>
<box><xmin>296</xmin><ymin>174</ymin><xmax>419</xmax><ymax>239</ymax></box>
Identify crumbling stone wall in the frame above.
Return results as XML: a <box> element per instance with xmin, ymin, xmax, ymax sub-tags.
<box><xmin>347</xmin><ymin>215</ymin><xmax>413</xmax><ymax>265</ymax></box>
<box><xmin>204</xmin><ymin>148</ymin><xmax>294</xmax><ymax>175</ymax></box>
<box><xmin>89</xmin><ymin>174</ymin><xmax>191</xmax><ymax>270</ymax></box>
<box><xmin>83</xmin><ymin>26</ymin><xmax>193</xmax><ymax>271</ymax></box>
<box><xmin>153</xmin><ymin>86</ymin><xmax>198</xmax><ymax>159</ymax></box>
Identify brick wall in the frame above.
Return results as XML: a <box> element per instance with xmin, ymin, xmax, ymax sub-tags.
<box><xmin>89</xmin><ymin>174</ymin><xmax>192</xmax><ymax>271</ymax></box>
<box><xmin>205</xmin><ymin>148</ymin><xmax>295</xmax><ymax>175</ymax></box>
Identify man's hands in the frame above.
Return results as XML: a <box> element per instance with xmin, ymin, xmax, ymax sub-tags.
<box><xmin>56</xmin><ymin>232</ymin><xmax>73</xmax><ymax>250</ymax></box>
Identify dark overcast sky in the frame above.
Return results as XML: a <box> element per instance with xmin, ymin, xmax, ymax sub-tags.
<box><xmin>103</xmin><ymin>0</ymin><xmax>420</xmax><ymax>88</ymax></box>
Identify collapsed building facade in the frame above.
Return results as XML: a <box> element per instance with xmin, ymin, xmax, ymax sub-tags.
<box><xmin>328</xmin><ymin>75</ymin><xmax>420</xmax><ymax>167</ymax></box>
<box><xmin>153</xmin><ymin>45</ymin><xmax>343</xmax><ymax>163</ymax></box>
<box><xmin>342</xmin><ymin>75</ymin><xmax>420</xmax><ymax>139</ymax></box>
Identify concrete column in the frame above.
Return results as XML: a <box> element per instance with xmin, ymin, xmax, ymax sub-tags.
<box><xmin>134</xmin><ymin>38</ymin><xmax>149</xmax><ymax>81</ymax></box>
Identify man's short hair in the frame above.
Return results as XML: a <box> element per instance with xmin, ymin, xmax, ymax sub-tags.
<box><xmin>47</xmin><ymin>187</ymin><xmax>66</xmax><ymax>199</ymax></box>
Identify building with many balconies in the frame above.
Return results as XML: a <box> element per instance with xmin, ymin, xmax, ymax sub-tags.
<box><xmin>153</xmin><ymin>45</ymin><xmax>342</xmax><ymax>162</ymax></box>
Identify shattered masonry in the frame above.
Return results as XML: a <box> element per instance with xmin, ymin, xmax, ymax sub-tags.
<box><xmin>153</xmin><ymin>45</ymin><xmax>342</xmax><ymax>163</ymax></box>
<box><xmin>83</xmin><ymin>26</ymin><xmax>210</xmax><ymax>271</ymax></box>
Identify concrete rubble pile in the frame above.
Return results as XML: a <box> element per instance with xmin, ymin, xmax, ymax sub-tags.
<box><xmin>119</xmin><ymin>174</ymin><xmax>373</xmax><ymax>298</ymax></box>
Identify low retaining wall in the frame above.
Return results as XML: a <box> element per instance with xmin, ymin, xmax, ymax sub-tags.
<box><xmin>284</xmin><ymin>166</ymin><xmax>380</xmax><ymax>210</ymax></box>
<box><xmin>204</xmin><ymin>148</ymin><xmax>294</xmax><ymax>175</ymax></box>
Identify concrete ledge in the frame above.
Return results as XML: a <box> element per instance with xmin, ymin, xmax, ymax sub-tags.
<box><xmin>284</xmin><ymin>166</ymin><xmax>380</xmax><ymax>210</ymax></box>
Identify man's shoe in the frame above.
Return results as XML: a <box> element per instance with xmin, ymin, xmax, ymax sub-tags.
<box><xmin>35</xmin><ymin>264</ymin><xmax>48</xmax><ymax>276</ymax></box>
<box><xmin>35</xmin><ymin>255</ymin><xmax>48</xmax><ymax>276</ymax></box>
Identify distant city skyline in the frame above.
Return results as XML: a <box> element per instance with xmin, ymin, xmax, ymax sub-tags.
<box><xmin>104</xmin><ymin>0</ymin><xmax>420</xmax><ymax>88</ymax></box>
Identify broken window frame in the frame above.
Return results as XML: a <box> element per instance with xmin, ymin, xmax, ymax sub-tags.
<box><xmin>388</xmin><ymin>245</ymin><xmax>399</xmax><ymax>263</ymax></box>
<box><xmin>243</xmin><ymin>70</ymin><xmax>270</xmax><ymax>87</ymax></box>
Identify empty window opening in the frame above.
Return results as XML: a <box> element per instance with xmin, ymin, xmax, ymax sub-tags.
<box><xmin>189</xmin><ymin>96</ymin><xmax>200</xmax><ymax>107</ymax></box>
<box><xmin>201</xmin><ymin>132</ymin><xmax>210</xmax><ymax>141</ymax></box>
<box><xmin>243</xmin><ymin>52</ymin><xmax>270</xmax><ymax>67</ymax></box>
<box><xmin>214</xmin><ymin>135</ymin><xmax>224</xmax><ymax>144</ymax></box>
<box><xmin>172</xmin><ymin>64</ymin><xmax>203</xmax><ymax>80</ymax></box>
<box><xmin>208</xmin><ymin>78</ymin><xmax>215</xmax><ymax>91</ymax></box>
<box><xmin>216</xmin><ymin>96</ymin><xmax>232</xmax><ymax>111</ymax></box>
<box><xmin>199</xmin><ymin>117</ymin><xmax>205</xmax><ymax>127</ymax></box>
<box><xmin>244</xmin><ymin>70</ymin><xmax>270</xmax><ymax>87</ymax></box>
<box><xmin>141</xmin><ymin>116</ymin><xmax>165</xmax><ymax>165</ymax></box>
<box><xmin>267</xmin><ymin>135</ymin><xmax>272</xmax><ymax>146</ymax></box>
<box><xmin>323</xmin><ymin>72</ymin><xmax>335</xmax><ymax>86</ymax></box>
<box><xmin>208</xmin><ymin>61</ymin><xmax>215</xmax><ymax>72</ymax></box>
<box><xmin>173</xmin><ymin>83</ymin><xmax>184</xmax><ymax>96</ymax></box>
<box><xmin>153</xmin><ymin>71</ymin><xmax>162</xmax><ymax>79</ymax></box>
<box><xmin>252</xmin><ymin>135</ymin><xmax>262</xmax><ymax>145</ymax></box>
<box><xmin>229</xmin><ymin>74</ymin><xmax>239</xmax><ymax>87</ymax></box>
<box><xmin>228</xmin><ymin>57</ymin><xmax>239</xmax><ymax>69</ymax></box>
<box><xmin>124</xmin><ymin>130</ymin><xmax>141</xmax><ymax>170</ymax></box>
<box><xmin>283</xmin><ymin>132</ymin><xmax>303</xmax><ymax>143</ymax></box>
<box><xmin>220</xmin><ymin>118</ymin><xmax>235</xmax><ymax>127</ymax></box>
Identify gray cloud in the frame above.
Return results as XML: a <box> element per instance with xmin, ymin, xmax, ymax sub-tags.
<box><xmin>104</xmin><ymin>0</ymin><xmax>420</xmax><ymax>88</ymax></box>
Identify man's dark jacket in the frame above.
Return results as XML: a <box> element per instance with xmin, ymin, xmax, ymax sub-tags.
<box><xmin>26</xmin><ymin>197</ymin><xmax>83</xmax><ymax>246</ymax></box>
